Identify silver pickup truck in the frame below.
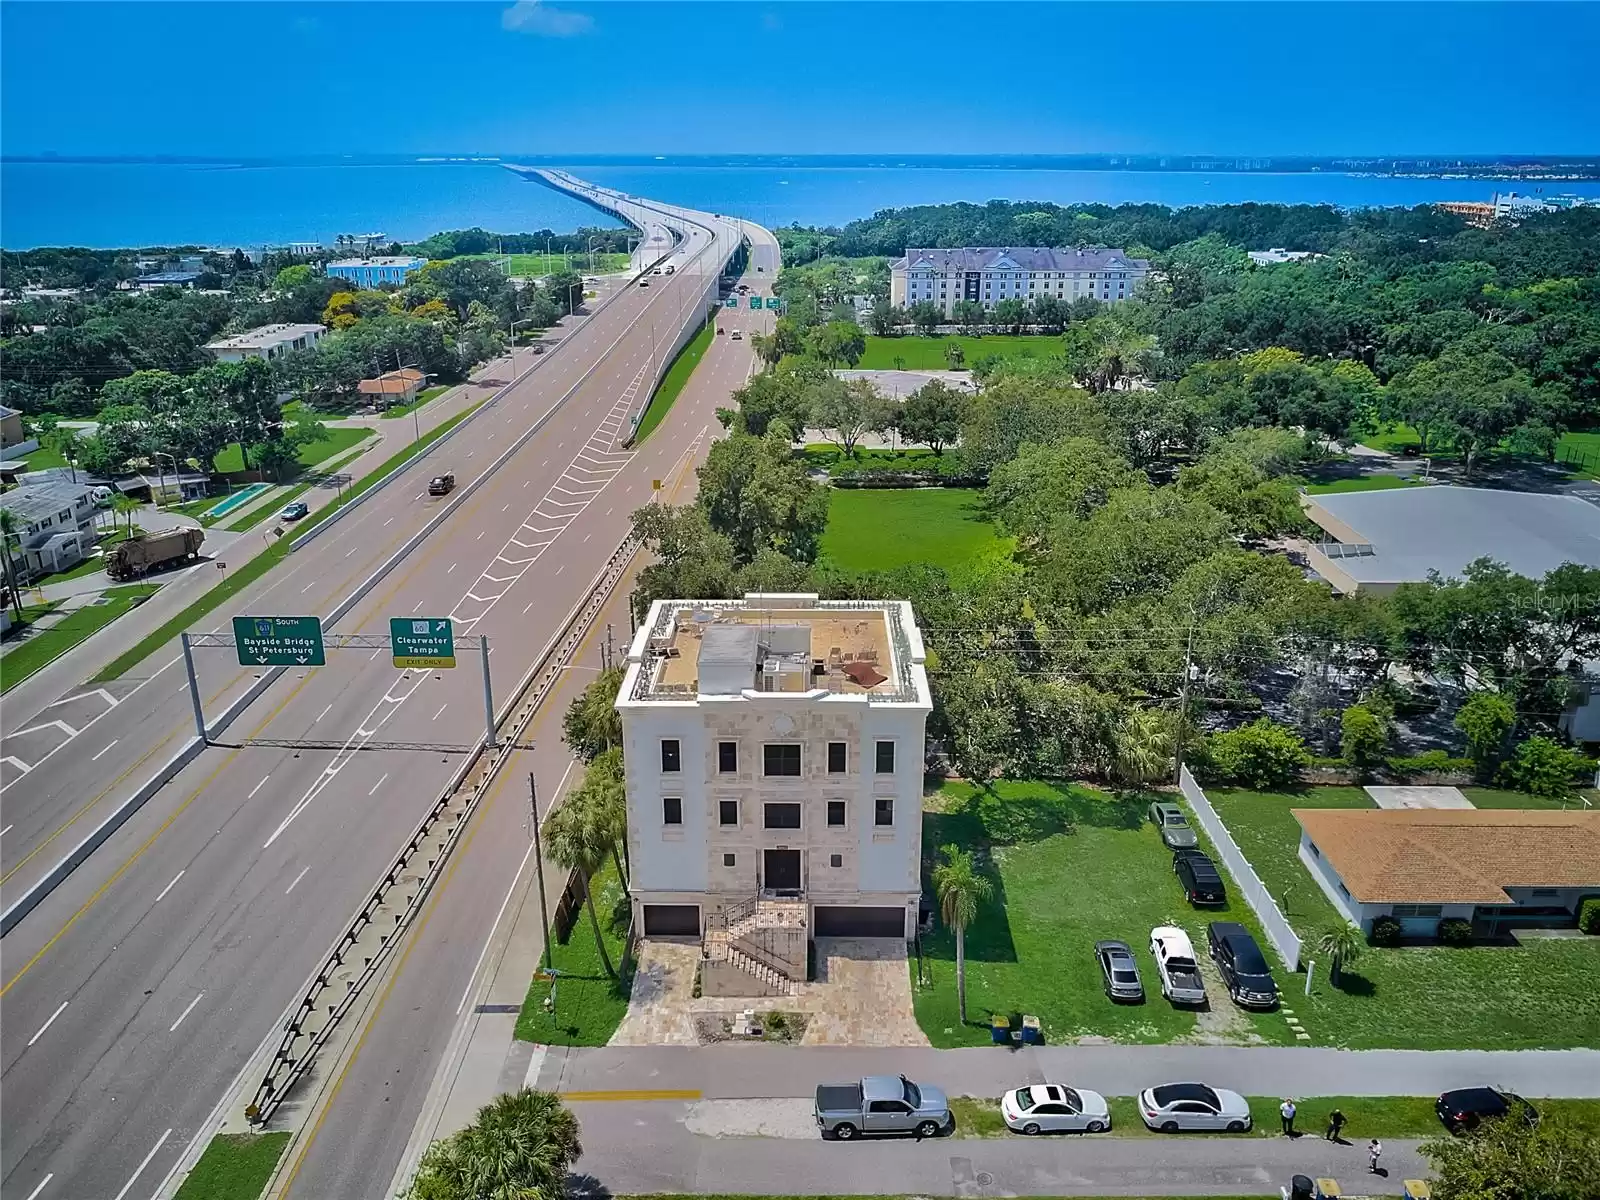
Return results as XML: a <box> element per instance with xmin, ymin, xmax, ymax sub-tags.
<box><xmin>814</xmin><ymin>1075</ymin><xmax>953</xmax><ymax>1140</ymax></box>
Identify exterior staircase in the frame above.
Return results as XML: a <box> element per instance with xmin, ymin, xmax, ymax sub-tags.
<box><xmin>702</xmin><ymin>895</ymin><xmax>808</xmax><ymax>996</ymax></box>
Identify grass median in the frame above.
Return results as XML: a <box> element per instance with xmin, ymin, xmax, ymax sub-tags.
<box><xmin>630</xmin><ymin>318</ymin><xmax>713</xmax><ymax>445</ymax></box>
<box><xmin>2</xmin><ymin>585</ymin><xmax>158</xmax><ymax>694</ymax></box>
<box><xmin>223</xmin><ymin>445</ymin><xmax>372</xmax><ymax>534</ymax></box>
<box><xmin>91</xmin><ymin>403</ymin><xmax>483</xmax><ymax>684</ymax></box>
<box><xmin>514</xmin><ymin>859</ymin><xmax>632</xmax><ymax>1047</ymax></box>
<box><xmin>172</xmin><ymin>1132</ymin><xmax>289</xmax><ymax>1200</ymax></box>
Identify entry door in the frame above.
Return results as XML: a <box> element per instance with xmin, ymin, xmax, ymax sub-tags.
<box><xmin>763</xmin><ymin>848</ymin><xmax>802</xmax><ymax>892</ymax></box>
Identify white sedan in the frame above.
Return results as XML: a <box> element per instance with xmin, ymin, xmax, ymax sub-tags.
<box><xmin>1138</xmin><ymin>1082</ymin><xmax>1252</xmax><ymax>1132</ymax></box>
<box><xmin>1000</xmin><ymin>1083</ymin><xmax>1111</xmax><ymax>1134</ymax></box>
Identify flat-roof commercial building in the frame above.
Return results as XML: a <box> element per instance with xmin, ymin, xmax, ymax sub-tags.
<box><xmin>615</xmin><ymin>594</ymin><xmax>932</xmax><ymax>994</ymax></box>
<box><xmin>1302</xmin><ymin>485</ymin><xmax>1600</xmax><ymax>595</ymax></box>
<box><xmin>204</xmin><ymin>323</ymin><xmax>326</xmax><ymax>363</ymax></box>
<box><xmin>890</xmin><ymin>246</ymin><xmax>1150</xmax><ymax>316</ymax></box>
<box><xmin>1295</xmin><ymin>807</ymin><xmax>1600</xmax><ymax>937</ymax></box>
<box><xmin>326</xmin><ymin>256</ymin><xmax>426</xmax><ymax>289</ymax></box>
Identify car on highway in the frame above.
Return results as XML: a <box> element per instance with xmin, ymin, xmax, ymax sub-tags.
<box><xmin>1435</xmin><ymin>1087</ymin><xmax>1539</xmax><ymax>1134</ymax></box>
<box><xmin>428</xmin><ymin>473</ymin><xmax>455</xmax><ymax>496</ymax></box>
<box><xmin>1094</xmin><ymin>939</ymin><xmax>1145</xmax><ymax>1002</ymax></box>
<box><xmin>1138</xmin><ymin>1083</ymin><xmax>1252</xmax><ymax>1133</ymax></box>
<box><xmin>1149</xmin><ymin>925</ymin><xmax>1207</xmax><ymax>1006</ymax></box>
<box><xmin>1000</xmin><ymin>1083</ymin><xmax>1111</xmax><ymax>1134</ymax></box>
<box><xmin>1173</xmin><ymin>848</ymin><xmax>1227</xmax><ymax>906</ymax></box>
<box><xmin>814</xmin><ymin>1074</ymin><xmax>952</xmax><ymax>1140</ymax></box>
<box><xmin>665</xmin><ymin>264</ymin><xmax>675</xmax><ymax>274</ymax></box>
<box><xmin>730</xmin><ymin>329</ymin><xmax>742</xmax><ymax>340</ymax></box>
<box><xmin>278</xmin><ymin>501</ymin><xmax>309</xmax><ymax>522</ymax></box>
<box><xmin>1206</xmin><ymin>922</ymin><xmax>1278</xmax><ymax>1009</ymax></box>
<box><xmin>652</xmin><ymin>267</ymin><xmax>662</xmax><ymax>275</ymax></box>
<box><xmin>639</xmin><ymin>279</ymin><xmax>650</xmax><ymax>288</ymax></box>
<box><xmin>1148</xmin><ymin>800</ymin><xmax>1198</xmax><ymax>849</ymax></box>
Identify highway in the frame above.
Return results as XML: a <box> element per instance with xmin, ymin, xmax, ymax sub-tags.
<box><xmin>0</xmin><ymin>175</ymin><xmax>779</xmax><ymax>1200</ymax></box>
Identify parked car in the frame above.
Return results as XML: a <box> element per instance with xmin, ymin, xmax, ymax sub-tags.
<box><xmin>1206</xmin><ymin>922</ymin><xmax>1278</xmax><ymax>1009</ymax></box>
<box><xmin>1094</xmin><ymin>940</ymin><xmax>1145</xmax><ymax>1002</ymax></box>
<box><xmin>1148</xmin><ymin>801</ymin><xmax>1198</xmax><ymax>849</ymax></box>
<box><xmin>1435</xmin><ymin>1087</ymin><xmax>1539</xmax><ymax>1134</ymax></box>
<box><xmin>1174</xmin><ymin>848</ymin><xmax>1227</xmax><ymax>906</ymax></box>
<box><xmin>278</xmin><ymin>501</ymin><xmax>309</xmax><ymax>522</ymax></box>
<box><xmin>814</xmin><ymin>1075</ymin><xmax>952</xmax><ymax>1141</ymax></box>
<box><xmin>1150</xmin><ymin>926</ymin><xmax>1207</xmax><ymax>1006</ymax></box>
<box><xmin>1138</xmin><ymin>1083</ymin><xmax>1252</xmax><ymax>1132</ymax></box>
<box><xmin>428</xmin><ymin>473</ymin><xmax>455</xmax><ymax>496</ymax></box>
<box><xmin>1000</xmin><ymin>1083</ymin><xmax>1111</xmax><ymax>1134</ymax></box>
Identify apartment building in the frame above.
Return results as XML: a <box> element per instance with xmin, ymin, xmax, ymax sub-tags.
<box><xmin>204</xmin><ymin>322</ymin><xmax>326</xmax><ymax>363</ymax></box>
<box><xmin>615</xmin><ymin>594</ymin><xmax>932</xmax><ymax>990</ymax></box>
<box><xmin>890</xmin><ymin>245</ymin><xmax>1150</xmax><ymax>316</ymax></box>
<box><xmin>326</xmin><ymin>256</ymin><xmax>427</xmax><ymax>288</ymax></box>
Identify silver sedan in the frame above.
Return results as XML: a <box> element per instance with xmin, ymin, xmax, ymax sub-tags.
<box><xmin>1001</xmin><ymin>1083</ymin><xmax>1111</xmax><ymax>1134</ymax></box>
<box><xmin>1137</xmin><ymin>1082</ymin><xmax>1252</xmax><ymax>1132</ymax></box>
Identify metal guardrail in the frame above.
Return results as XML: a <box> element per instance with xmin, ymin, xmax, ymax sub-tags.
<box><xmin>245</xmin><ymin>534</ymin><xmax>641</xmax><ymax>1124</ymax></box>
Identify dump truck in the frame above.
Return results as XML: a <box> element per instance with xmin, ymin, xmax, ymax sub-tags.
<box><xmin>105</xmin><ymin>527</ymin><xmax>204</xmax><ymax>580</ymax></box>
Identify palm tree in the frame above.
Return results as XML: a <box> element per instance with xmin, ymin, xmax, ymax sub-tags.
<box><xmin>1316</xmin><ymin>923</ymin><xmax>1364</xmax><ymax>987</ymax></box>
<box><xmin>932</xmin><ymin>843</ymin><xmax>993</xmax><ymax>1025</ymax></box>
<box><xmin>572</xmin><ymin>747</ymin><xmax>629</xmax><ymax>888</ymax></box>
<box><xmin>561</xmin><ymin>666</ymin><xmax>624</xmax><ymax>762</ymax></box>
<box><xmin>0</xmin><ymin>509</ymin><xmax>25</xmax><ymax>621</ymax></box>
<box><xmin>1113</xmin><ymin>707</ymin><xmax>1174</xmax><ymax>787</ymax></box>
<box><xmin>407</xmin><ymin>1086</ymin><xmax>581</xmax><ymax>1200</ymax></box>
<box><xmin>543</xmin><ymin>791</ymin><xmax>618</xmax><ymax>979</ymax></box>
<box><xmin>109</xmin><ymin>493</ymin><xmax>140</xmax><ymax>540</ymax></box>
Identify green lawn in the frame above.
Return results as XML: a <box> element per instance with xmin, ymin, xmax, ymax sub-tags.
<box><xmin>18</xmin><ymin>443</ymin><xmax>68</xmax><ymax>470</ymax></box>
<box><xmin>378</xmin><ymin>385</ymin><xmax>450</xmax><ymax>419</ymax></box>
<box><xmin>858</xmin><ymin>334</ymin><xmax>1063</xmax><ymax>371</ymax></box>
<box><xmin>820</xmin><ymin>488</ymin><xmax>1010</xmax><ymax>574</ymax></box>
<box><xmin>212</xmin><ymin>425</ymin><xmax>371</xmax><ymax>474</ymax></box>
<box><xmin>173</xmin><ymin>1132</ymin><xmax>290</xmax><ymax>1200</ymax></box>
<box><xmin>1207</xmin><ymin>788</ymin><xmax>1600</xmax><ymax>1049</ymax></box>
<box><xmin>92</xmin><ymin>403</ymin><xmax>483</xmax><ymax>683</ymax></box>
<box><xmin>1301</xmin><ymin>474</ymin><xmax>1421</xmax><ymax>495</ymax></box>
<box><xmin>1</xmin><ymin>584</ymin><xmax>159</xmax><ymax>693</ymax></box>
<box><xmin>913</xmin><ymin>781</ymin><xmax>1290</xmax><ymax>1048</ymax></box>
<box><xmin>1460</xmin><ymin>787</ymin><xmax>1581</xmax><ymax>810</ymax></box>
<box><xmin>633</xmin><ymin>320</ymin><xmax>713</xmax><ymax>445</ymax></box>
<box><xmin>515</xmin><ymin>859</ymin><xmax>633</xmax><ymax>1047</ymax></box>
<box><xmin>454</xmin><ymin>251</ymin><xmax>631</xmax><ymax>277</ymax></box>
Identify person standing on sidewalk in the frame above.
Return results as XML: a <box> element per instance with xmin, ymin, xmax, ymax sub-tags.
<box><xmin>1369</xmin><ymin>1138</ymin><xmax>1383</xmax><ymax>1173</ymax></box>
<box><xmin>1280</xmin><ymin>1098</ymin><xmax>1297</xmax><ymax>1136</ymax></box>
<box><xmin>1326</xmin><ymin>1108</ymin><xmax>1346</xmax><ymax>1141</ymax></box>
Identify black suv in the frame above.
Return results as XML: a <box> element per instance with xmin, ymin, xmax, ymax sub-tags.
<box><xmin>1435</xmin><ymin>1087</ymin><xmax>1539</xmax><ymax>1134</ymax></box>
<box><xmin>1206</xmin><ymin>922</ymin><xmax>1278</xmax><ymax>1009</ymax></box>
<box><xmin>1173</xmin><ymin>849</ymin><xmax>1227</xmax><ymax>906</ymax></box>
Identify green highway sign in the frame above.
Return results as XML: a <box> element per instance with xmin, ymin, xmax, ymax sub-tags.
<box><xmin>391</xmin><ymin>616</ymin><xmax>456</xmax><ymax>668</ymax></box>
<box><xmin>766</xmin><ymin>297</ymin><xmax>782</xmax><ymax>310</ymax></box>
<box><xmin>749</xmin><ymin>297</ymin><xmax>762</xmax><ymax>309</ymax></box>
<box><xmin>233</xmin><ymin>615</ymin><xmax>325</xmax><ymax>667</ymax></box>
<box><xmin>724</xmin><ymin>297</ymin><xmax>738</xmax><ymax>308</ymax></box>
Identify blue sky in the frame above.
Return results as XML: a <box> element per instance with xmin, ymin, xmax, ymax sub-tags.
<box><xmin>3</xmin><ymin>2</ymin><xmax>1596</xmax><ymax>157</ymax></box>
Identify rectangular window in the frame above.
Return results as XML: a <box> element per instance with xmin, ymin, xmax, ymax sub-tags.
<box><xmin>874</xmin><ymin>796</ymin><xmax>894</xmax><ymax>827</ymax></box>
<box><xmin>827</xmin><ymin>742</ymin><xmax>847</xmax><ymax>774</ymax></box>
<box><xmin>723</xmin><ymin>852</ymin><xmax>736</xmax><ymax>867</ymax></box>
<box><xmin>764</xmin><ymin>744</ymin><xmax>801</xmax><ymax>777</ymax></box>
<box><xmin>827</xmin><ymin>800</ymin><xmax>846</xmax><ymax>827</ymax></box>
<box><xmin>875</xmin><ymin>741</ymin><xmax>896</xmax><ymax>774</ymax></box>
<box><xmin>764</xmin><ymin>802</ymin><xmax>802</xmax><ymax>829</ymax></box>
<box><xmin>662</xmin><ymin>796</ymin><xmax>682</xmax><ymax>825</ymax></box>
<box><xmin>719</xmin><ymin>799</ymin><xmax>739</xmax><ymax>826</ymax></box>
<box><xmin>830</xmin><ymin>853</ymin><xmax>843</xmax><ymax>868</ymax></box>
<box><xmin>660</xmin><ymin>739</ymin><xmax>681</xmax><ymax>773</ymax></box>
<box><xmin>718</xmin><ymin>741</ymin><xmax>738</xmax><ymax>773</ymax></box>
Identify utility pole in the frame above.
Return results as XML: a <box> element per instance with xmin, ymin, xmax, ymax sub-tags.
<box><xmin>530</xmin><ymin>772</ymin><xmax>552</xmax><ymax>971</ymax></box>
<box><xmin>1173</xmin><ymin>610</ymin><xmax>1198</xmax><ymax>785</ymax></box>
<box><xmin>605</xmin><ymin>623</ymin><xmax>615</xmax><ymax>672</ymax></box>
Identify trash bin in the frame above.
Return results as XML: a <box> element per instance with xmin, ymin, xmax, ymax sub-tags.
<box><xmin>989</xmin><ymin>1015</ymin><xmax>1011</xmax><ymax>1044</ymax></box>
<box><xmin>1020</xmin><ymin>1015</ymin><xmax>1042</xmax><ymax>1045</ymax></box>
<box><xmin>1402</xmin><ymin>1183</ymin><xmax>1431</xmax><ymax>1200</ymax></box>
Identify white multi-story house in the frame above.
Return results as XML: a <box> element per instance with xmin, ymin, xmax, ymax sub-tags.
<box><xmin>615</xmin><ymin>593</ymin><xmax>932</xmax><ymax>994</ymax></box>
<box><xmin>890</xmin><ymin>246</ymin><xmax>1150</xmax><ymax>316</ymax></box>
<box><xmin>204</xmin><ymin>323</ymin><xmax>326</xmax><ymax>363</ymax></box>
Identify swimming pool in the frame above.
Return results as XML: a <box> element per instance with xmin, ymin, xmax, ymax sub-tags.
<box><xmin>204</xmin><ymin>482</ymin><xmax>272</xmax><ymax>518</ymax></box>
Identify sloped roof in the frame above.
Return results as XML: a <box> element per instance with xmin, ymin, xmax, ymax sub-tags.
<box><xmin>1293</xmin><ymin>807</ymin><xmax>1600</xmax><ymax>904</ymax></box>
<box><xmin>358</xmin><ymin>368</ymin><xmax>425</xmax><ymax>396</ymax></box>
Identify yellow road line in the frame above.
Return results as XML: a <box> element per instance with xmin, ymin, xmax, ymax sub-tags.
<box><xmin>558</xmin><ymin>1090</ymin><xmax>702</xmax><ymax>1102</ymax></box>
<box><xmin>1</xmin><ymin>673</ymin><xmax>315</xmax><ymax>997</ymax></box>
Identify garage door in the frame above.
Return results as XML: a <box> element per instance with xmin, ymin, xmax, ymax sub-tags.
<box><xmin>814</xmin><ymin>906</ymin><xmax>906</xmax><ymax>938</ymax></box>
<box><xmin>642</xmin><ymin>904</ymin><xmax>701</xmax><ymax>937</ymax></box>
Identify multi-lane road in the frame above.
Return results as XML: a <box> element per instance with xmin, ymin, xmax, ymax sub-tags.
<box><xmin>0</xmin><ymin>175</ymin><xmax>779</xmax><ymax>1200</ymax></box>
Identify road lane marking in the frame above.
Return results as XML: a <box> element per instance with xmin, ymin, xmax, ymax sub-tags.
<box><xmin>154</xmin><ymin>870</ymin><xmax>184</xmax><ymax>902</ymax></box>
<box><xmin>384</xmin><ymin>517</ymin><xmax>394</xmax><ymax>526</ymax></box>
<box><xmin>28</xmin><ymin>1001</ymin><xmax>69</xmax><ymax>1046</ymax></box>
<box><xmin>447</xmin><ymin>562</ymin><xmax>457</xmax><ymax>573</ymax></box>
<box><xmin>412</xmin><ymin>600</ymin><xmax>424</xmax><ymax>612</ymax></box>
<box><xmin>91</xmin><ymin>739</ymin><xmax>120</xmax><ymax>761</ymax></box>
<box><xmin>248</xmin><ymin>776</ymin><xmax>270</xmax><ymax>799</ymax></box>
<box><xmin>370</xmin><ymin>648</ymin><xmax>381</xmax><ymax>660</ymax></box>
<box><xmin>169</xmin><ymin>993</ymin><xmax>204</xmax><ymax>1032</ymax></box>
<box><xmin>286</xmin><ymin>866</ymin><xmax>310</xmax><ymax>894</ymax></box>
<box><xmin>23</xmin><ymin>1175</ymin><xmax>53</xmax><ymax>1200</ymax></box>
<box><xmin>301</xmin><ymin>581</ymin><xmax>317</xmax><ymax>593</ymax></box>
<box><xmin>476</xmin><ymin>531</ymin><xmax>484</xmax><ymax>540</ymax></box>
<box><xmin>316</xmin><ymin>703</ymin><xmax>332</xmax><ymax>723</ymax></box>
<box><xmin>559</xmin><ymin>1090</ymin><xmax>702</xmax><ymax>1102</ymax></box>
<box><xmin>111</xmin><ymin>1127</ymin><xmax>171</xmax><ymax>1200</ymax></box>
<box><xmin>0</xmin><ymin>824</ymin><xmax>11</xmax><ymax>837</ymax></box>
<box><xmin>433</xmin><ymin>703</ymin><xmax>448</xmax><ymax>720</ymax></box>
<box><xmin>522</xmin><ymin>603</ymin><xmax>533</xmax><ymax>614</ymax></box>
<box><xmin>368</xmin><ymin>772</ymin><xmax>388</xmax><ymax>796</ymax></box>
